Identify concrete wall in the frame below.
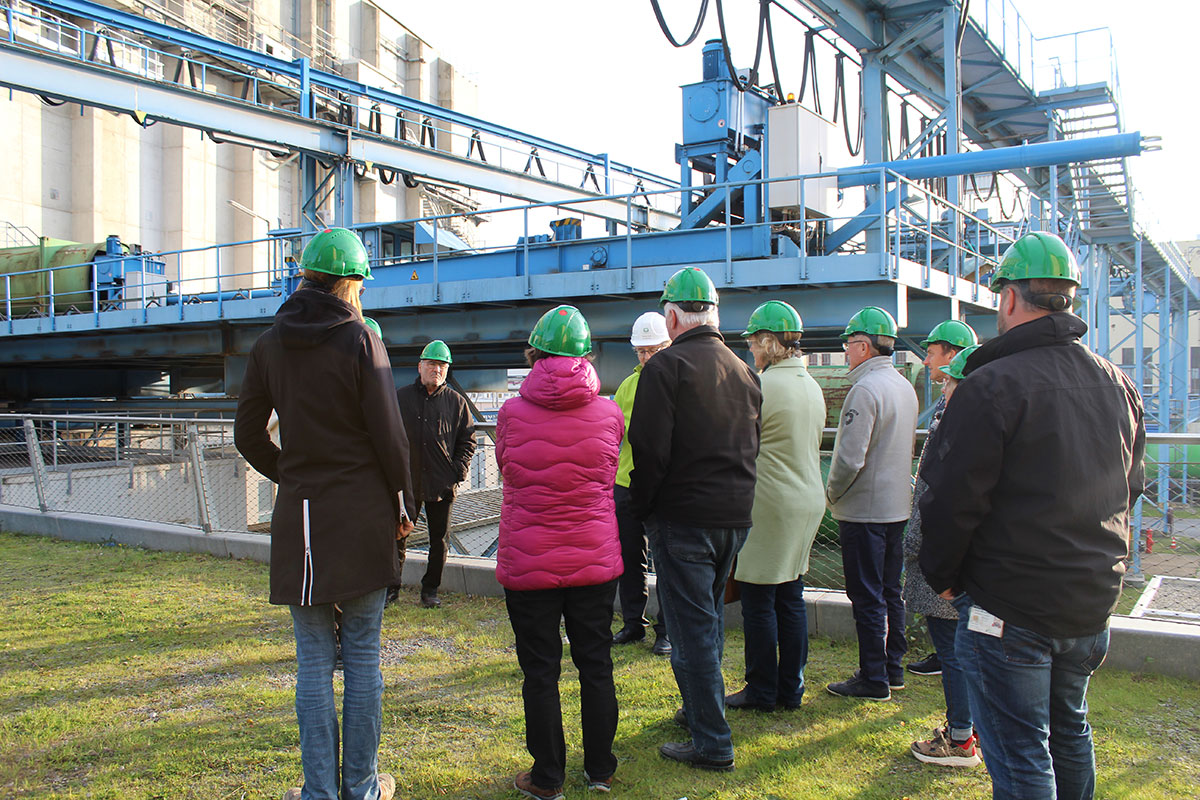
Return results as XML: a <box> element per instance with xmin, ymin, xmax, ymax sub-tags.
<box><xmin>0</xmin><ymin>0</ymin><xmax>479</xmax><ymax>266</ymax></box>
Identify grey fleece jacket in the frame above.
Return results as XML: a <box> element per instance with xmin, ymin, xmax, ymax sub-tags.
<box><xmin>826</xmin><ymin>356</ymin><xmax>919</xmax><ymax>523</ymax></box>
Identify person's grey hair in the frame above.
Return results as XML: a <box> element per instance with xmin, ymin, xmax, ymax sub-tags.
<box><xmin>854</xmin><ymin>333</ymin><xmax>894</xmax><ymax>357</ymax></box>
<box><xmin>750</xmin><ymin>331</ymin><xmax>802</xmax><ymax>366</ymax></box>
<box><xmin>664</xmin><ymin>301</ymin><xmax>719</xmax><ymax>330</ymax></box>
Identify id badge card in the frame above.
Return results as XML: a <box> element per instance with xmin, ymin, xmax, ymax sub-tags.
<box><xmin>967</xmin><ymin>606</ymin><xmax>1005</xmax><ymax>638</ymax></box>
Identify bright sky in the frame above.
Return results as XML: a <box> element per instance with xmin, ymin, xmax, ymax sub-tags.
<box><xmin>396</xmin><ymin>0</ymin><xmax>1200</xmax><ymax>242</ymax></box>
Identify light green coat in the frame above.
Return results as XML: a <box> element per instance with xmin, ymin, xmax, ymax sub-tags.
<box><xmin>614</xmin><ymin>365</ymin><xmax>640</xmax><ymax>488</ymax></box>
<box><xmin>735</xmin><ymin>358</ymin><xmax>827</xmax><ymax>584</ymax></box>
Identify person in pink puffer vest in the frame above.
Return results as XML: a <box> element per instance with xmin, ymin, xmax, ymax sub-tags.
<box><xmin>496</xmin><ymin>304</ymin><xmax>625</xmax><ymax>800</ymax></box>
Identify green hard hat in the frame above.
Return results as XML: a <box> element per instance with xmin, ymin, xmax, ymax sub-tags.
<box><xmin>300</xmin><ymin>228</ymin><xmax>373</xmax><ymax>280</ymax></box>
<box><xmin>660</xmin><ymin>267</ymin><xmax>718</xmax><ymax>307</ymax></box>
<box><xmin>528</xmin><ymin>305</ymin><xmax>592</xmax><ymax>357</ymax></box>
<box><xmin>939</xmin><ymin>344</ymin><xmax>981</xmax><ymax>381</ymax></box>
<box><xmin>990</xmin><ymin>231</ymin><xmax>1080</xmax><ymax>291</ymax></box>
<box><xmin>841</xmin><ymin>306</ymin><xmax>899</xmax><ymax>340</ymax></box>
<box><xmin>920</xmin><ymin>319</ymin><xmax>978</xmax><ymax>349</ymax></box>
<box><xmin>742</xmin><ymin>300</ymin><xmax>803</xmax><ymax>337</ymax></box>
<box><xmin>362</xmin><ymin>317</ymin><xmax>382</xmax><ymax>338</ymax></box>
<box><xmin>420</xmin><ymin>339</ymin><xmax>453</xmax><ymax>364</ymax></box>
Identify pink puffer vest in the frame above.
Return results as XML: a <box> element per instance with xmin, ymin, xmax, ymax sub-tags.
<box><xmin>495</xmin><ymin>356</ymin><xmax>624</xmax><ymax>591</ymax></box>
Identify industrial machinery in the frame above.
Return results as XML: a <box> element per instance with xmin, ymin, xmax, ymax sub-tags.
<box><xmin>0</xmin><ymin>0</ymin><xmax>1190</xmax><ymax>448</ymax></box>
<box><xmin>0</xmin><ymin>236</ymin><xmax>164</xmax><ymax>316</ymax></box>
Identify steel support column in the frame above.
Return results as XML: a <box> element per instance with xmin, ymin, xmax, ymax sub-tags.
<box><xmin>862</xmin><ymin>54</ymin><xmax>886</xmax><ymax>254</ymax></box>
<box><xmin>1131</xmin><ymin>237</ymin><xmax>1144</xmax><ymax>575</ymax></box>
<box><xmin>1157</xmin><ymin>260</ymin><xmax>1171</xmax><ymax>527</ymax></box>
<box><xmin>943</xmin><ymin>6</ymin><xmax>962</xmax><ymax>278</ymax></box>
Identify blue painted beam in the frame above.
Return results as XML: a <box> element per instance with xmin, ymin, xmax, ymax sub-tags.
<box><xmin>837</xmin><ymin>133</ymin><xmax>1144</xmax><ymax>188</ymax></box>
<box><xmin>823</xmin><ymin>186</ymin><xmax>908</xmax><ymax>253</ymax></box>
<box><xmin>28</xmin><ymin>0</ymin><xmax>674</xmax><ymax>187</ymax></box>
<box><xmin>0</xmin><ymin>46</ymin><xmax>678</xmax><ymax>228</ymax></box>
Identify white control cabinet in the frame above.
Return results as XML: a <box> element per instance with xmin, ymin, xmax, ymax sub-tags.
<box><xmin>767</xmin><ymin>103</ymin><xmax>837</xmax><ymax>217</ymax></box>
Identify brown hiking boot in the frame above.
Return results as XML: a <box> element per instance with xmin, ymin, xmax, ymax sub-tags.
<box><xmin>513</xmin><ymin>771</ymin><xmax>564</xmax><ymax>800</ymax></box>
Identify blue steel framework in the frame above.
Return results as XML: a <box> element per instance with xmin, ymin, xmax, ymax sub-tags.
<box><xmin>0</xmin><ymin>0</ymin><xmax>1194</xmax><ymax>567</ymax></box>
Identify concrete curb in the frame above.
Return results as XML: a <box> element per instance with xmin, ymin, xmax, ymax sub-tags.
<box><xmin>3</xmin><ymin>503</ymin><xmax>1199</xmax><ymax>681</ymax></box>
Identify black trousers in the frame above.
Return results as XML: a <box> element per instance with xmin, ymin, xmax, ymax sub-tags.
<box><xmin>391</xmin><ymin>498</ymin><xmax>454</xmax><ymax>594</ymax></box>
<box><xmin>505</xmin><ymin>579</ymin><xmax>619</xmax><ymax>788</ymax></box>
<box><xmin>419</xmin><ymin>498</ymin><xmax>454</xmax><ymax>592</ymax></box>
<box><xmin>613</xmin><ymin>485</ymin><xmax>665</xmax><ymax>636</ymax></box>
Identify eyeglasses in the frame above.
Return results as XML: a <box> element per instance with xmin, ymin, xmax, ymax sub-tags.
<box><xmin>633</xmin><ymin>345</ymin><xmax>668</xmax><ymax>357</ymax></box>
<box><xmin>841</xmin><ymin>339</ymin><xmax>868</xmax><ymax>352</ymax></box>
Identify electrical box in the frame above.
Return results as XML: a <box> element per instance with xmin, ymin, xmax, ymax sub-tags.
<box><xmin>122</xmin><ymin>272</ymin><xmax>169</xmax><ymax>309</ymax></box>
<box><xmin>767</xmin><ymin>103</ymin><xmax>837</xmax><ymax>216</ymax></box>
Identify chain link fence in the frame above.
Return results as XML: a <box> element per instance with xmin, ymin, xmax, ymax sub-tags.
<box><xmin>2</xmin><ymin>413</ymin><xmax>1197</xmax><ymax>622</ymax></box>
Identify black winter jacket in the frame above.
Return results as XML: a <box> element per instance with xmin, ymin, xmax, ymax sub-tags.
<box><xmin>396</xmin><ymin>379</ymin><xmax>477</xmax><ymax>502</ymax></box>
<box><xmin>919</xmin><ymin>313</ymin><xmax>1145</xmax><ymax>638</ymax></box>
<box><xmin>628</xmin><ymin>325</ymin><xmax>762</xmax><ymax>527</ymax></box>
<box><xmin>235</xmin><ymin>287</ymin><xmax>417</xmax><ymax>606</ymax></box>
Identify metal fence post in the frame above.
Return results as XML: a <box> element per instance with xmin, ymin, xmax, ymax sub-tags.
<box><xmin>22</xmin><ymin>419</ymin><xmax>49</xmax><ymax>512</ymax></box>
<box><xmin>186</xmin><ymin>422</ymin><xmax>214</xmax><ymax>533</ymax></box>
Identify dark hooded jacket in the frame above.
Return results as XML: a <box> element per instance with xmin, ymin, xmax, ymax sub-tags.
<box><xmin>395</xmin><ymin>378</ymin><xmax>477</xmax><ymax>502</ymax></box>
<box><xmin>919</xmin><ymin>313</ymin><xmax>1145</xmax><ymax>638</ymax></box>
<box><xmin>235</xmin><ymin>286</ymin><xmax>417</xmax><ymax>606</ymax></box>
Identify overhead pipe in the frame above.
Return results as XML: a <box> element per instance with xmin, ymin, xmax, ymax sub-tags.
<box><xmin>836</xmin><ymin>132</ymin><xmax>1148</xmax><ymax>188</ymax></box>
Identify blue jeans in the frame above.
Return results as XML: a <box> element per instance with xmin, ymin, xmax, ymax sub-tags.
<box><xmin>838</xmin><ymin>521</ymin><xmax>907</xmax><ymax>686</ymax></box>
<box><xmin>738</xmin><ymin>577</ymin><xmax>808</xmax><ymax>708</ymax></box>
<box><xmin>953</xmin><ymin>594</ymin><xmax>1109</xmax><ymax>800</ymax></box>
<box><xmin>290</xmin><ymin>588</ymin><xmax>388</xmax><ymax>800</ymax></box>
<box><xmin>646</xmin><ymin>516</ymin><xmax>747</xmax><ymax>761</ymax></box>
<box><xmin>926</xmin><ymin>615</ymin><xmax>972</xmax><ymax>740</ymax></box>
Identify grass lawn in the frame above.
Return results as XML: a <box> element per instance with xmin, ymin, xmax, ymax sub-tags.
<box><xmin>1</xmin><ymin>532</ymin><xmax>1199</xmax><ymax>800</ymax></box>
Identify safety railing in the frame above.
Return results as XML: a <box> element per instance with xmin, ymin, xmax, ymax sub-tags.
<box><xmin>0</xmin><ymin>165</ymin><xmax>1013</xmax><ymax>333</ymax></box>
<box><xmin>3</xmin><ymin>413</ymin><xmax>1192</xmax><ymax>622</ymax></box>
<box><xmin>968</xmin><ymin>0</ymin><xmax>1120</xmax><ymax>101</ymax></box>
<box><xmin>0</xmin><ymin>413</ymin><xmax>501</xmax><ymax>548</ymax></box>
<box><xmin>1</xmin><ymin>0</ymin><xmax>679</xmax><ymax>211</ymax></box>
<box><xmin>1130</xmin><ymin>433</ymin><xmax>1200</xmax><ymax>624</ymax></box>
<box><xmin>967</xmin><ymin>0</ymin><xmax>1038</xmax><ymax>92</ymax></box>
<box><xmin>1035</xmin><ymin>28</ymin><xmax>1121</xmax><ymax>100</ymax></box>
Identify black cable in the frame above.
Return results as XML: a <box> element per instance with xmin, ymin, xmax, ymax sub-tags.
<box><xmin>648</xmin><ymin>0</ymin><xmax>710</xmax><ymax>48</ymax></box>
<box><xmin>39</xmin><ymin>95</ymin><xmax>66</xmax><ymax>107</ymax></box>
<box><xmin>996</xmin><ymin>179</ymin><xmax>1013</xmax><ymax>219</ymax></box>
<box><xmin>745</xmin><ymin>0</ymin><xmax>769</xmax><ymax>90</ymax></box>
<box><xmin>798</xmin><ymin>30</ymin><xmax>821</xmax><ymax>115</ymax></box>
<box><xmin>714</xmin><ymin>0</ymin><xmax>754</xmax><ymax>91</ymax></box>
<box><xmin>956</xmin><ymin>0</ymin><xmax>971</xmax><ymax>50</ymax></box>
<box><xmin>762</xmin><ymin>0</ymin><xmax>784</xmax><ymax>100</ymax></box>
<box><xmin>832</xmin><ymin>53</ymin><xmax>863</xmax><ymax>157</ymax></box>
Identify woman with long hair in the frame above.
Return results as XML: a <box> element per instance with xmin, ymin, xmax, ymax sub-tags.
<box><xmin>235</xmin><ymin>228</ymin><xmax>416</xmax><ymax>800</ymax></box>
<box><xmin>495</xmin><ymin>305</ymin><xmax>625</xmax><ymax>799</ymax></box>
<box><xmin>726</xmin><ymin>301</ymin><xmax>826</xmax><ymax>712</ymax></box>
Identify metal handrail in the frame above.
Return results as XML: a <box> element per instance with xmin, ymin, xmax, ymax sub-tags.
<box><xmin>0</xmin><ymin>165</ymin><xmax>1009</xmax><ymax>331</ymax></box>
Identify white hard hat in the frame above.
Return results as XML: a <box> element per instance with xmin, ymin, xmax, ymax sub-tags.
<box><xmin>630</xmin><ymin>312</ymin><xmax>669</xmax><ymax>346</ymax></box>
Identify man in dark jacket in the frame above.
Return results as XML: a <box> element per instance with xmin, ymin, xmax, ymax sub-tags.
<box><xmin>392</xmin><ymin>340</ymin><xmax>477</xmax><ymax>608</ymax></box>
<box><xmin>629</xmin><ymin>267</ymin><xmax>762</xmax><ymax>772</ymax></box>
<box><xmin>919</xmin><ymin>232</ymin><xmax>1145</xmax><ymax>800</ymax></box>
